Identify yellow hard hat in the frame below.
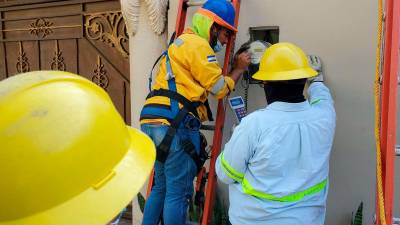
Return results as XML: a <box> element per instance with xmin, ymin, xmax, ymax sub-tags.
<box><xmin>0</xmin><ymin>71</ymin><xmax>155</xmax><ymax>225</ymax></box>
<box><xmin>252</xmin><ymin>42</ymin><xmax>318</xmax><ymax>81</ymax></box>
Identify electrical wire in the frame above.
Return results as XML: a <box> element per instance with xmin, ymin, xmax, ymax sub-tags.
<box><xmin>241</xmin><ymin>74</ymin><xmax>250</xmax><ymax>112</ymax></box>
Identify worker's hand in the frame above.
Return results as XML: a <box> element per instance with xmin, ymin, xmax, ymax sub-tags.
<box><xmin>234</xmin><ymin>51</ymin><xmax>251</xmax><ymax>71</ymax></box>
<box><xmin>308</xmin><ymin>55</ymin><xmax>324</xmax><ymax>82</ymax></box>
<box><xmin>232</xmin><ymin>42</ymin><xmax>251</xmax><ymax>70</ymax></box>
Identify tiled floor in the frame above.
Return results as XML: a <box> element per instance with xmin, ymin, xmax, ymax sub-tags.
<box><xmin>118</xmin><ymin>219</ymin><xmax>132</xmax><ymax>225</ymax></box>
<box><xmin>111</xmin><ymin>204</ymin><xmax>134</xmax><ymax>225</ymax></box>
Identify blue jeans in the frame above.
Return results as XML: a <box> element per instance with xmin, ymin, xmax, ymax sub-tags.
<box><xmin>141</xmin><ymin>117</ymin><xmax>200</xmax><ymax>225</ymax></box>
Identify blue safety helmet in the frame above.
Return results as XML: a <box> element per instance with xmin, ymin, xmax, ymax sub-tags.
<box><xmin>200</xmin><ymin>0</ymin><xmax>237</xmax><ymax>32</ymax></box>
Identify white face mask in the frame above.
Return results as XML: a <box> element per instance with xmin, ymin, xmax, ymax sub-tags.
<box><xmin>213</xmin><ymin>40</ymin><xmax>223</xmax><ymax>52</ymax></box>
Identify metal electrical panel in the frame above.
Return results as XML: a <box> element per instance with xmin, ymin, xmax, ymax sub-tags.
<box><xmin>249</xmin><ymin>26</ymin><xmax>279</xmax><ymax>44</ymax></box>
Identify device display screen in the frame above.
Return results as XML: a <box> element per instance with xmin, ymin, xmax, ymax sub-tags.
<box><xmin>230</xmin><ymin>98</ymin><xmax>244</xmax><ymax>106</ymax></box>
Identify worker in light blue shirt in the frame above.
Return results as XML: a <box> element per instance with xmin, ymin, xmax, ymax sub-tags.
<box><xmin>216</xmin><ymin>43</ymin><xmax>336</xmax><ymax>225</ymax></box>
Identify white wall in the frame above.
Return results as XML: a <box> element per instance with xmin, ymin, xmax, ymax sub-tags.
<box><xmin>168</xmin><ymin>1</ymin><xmax>400</xmax><ymax>224</ymax></box>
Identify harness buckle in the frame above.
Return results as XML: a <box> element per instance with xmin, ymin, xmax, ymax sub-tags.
<box><xmin>166</xmin><ymin>71</ymin><xmax>175</xmax><ymax>80</ymax></box>
<box><xmin>183</xmin><ymin>115</ymin><xmax>201</xmax><ymax>130</ymax></box>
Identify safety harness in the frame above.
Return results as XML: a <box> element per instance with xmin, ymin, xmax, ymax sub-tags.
<box><xmin>140</xmin><ymin>38</ymin><xmax>209</xmax><ymax>172</ymax></box>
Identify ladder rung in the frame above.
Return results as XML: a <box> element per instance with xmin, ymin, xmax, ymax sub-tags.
<box><xmin>200</xmin><ymin>124</ymin><xmax>215</xmax><ymax>131</ymax></box>
<box><xmin>373</xmin><ymin>216</ymin><xmax>400</xmax><ymax>224</ymax></box>
<box><xmin>186</xmin><ymin>0</ymin><xmax>206</xmax><ymax>7</ymax></box>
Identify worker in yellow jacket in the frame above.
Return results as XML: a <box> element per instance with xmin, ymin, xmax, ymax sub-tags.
<box><xmin>140</xmin><ymin>0</ymin><xmax>250</xmax><ymax>225</ymax></box>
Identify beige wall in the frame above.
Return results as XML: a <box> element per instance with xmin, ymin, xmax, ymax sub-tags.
<box><xmin>167</xmin><ymin>0</ymin><xmax>400</xmax><ymax>224</ymax></box>
<box><xmin>233</xmin><ymin>1</ymin><xmax>393</xmax><ymax>225</ymax></box>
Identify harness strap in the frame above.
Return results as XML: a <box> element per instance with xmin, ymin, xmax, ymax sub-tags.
<box><xmin>181</xmin><ymin>139</ymin><xmax>208</xmax><ymax>173</ymax></box>
<box><xmin>143</xmin><ymin>89</ymin><xmax>214</xmax><ymax>122</ymax></box>
<box><xmin>146</xmin><ymin>36</ymin><xmax>210</xmax><ymax>166</ymax></box>
<box><xmin>156</xmin><ymin>108</ymin><xmax>188</xmax><ymax>163</ymax></box>
<box><xmin>204</xmin><ymin>99</ymin><xmax>214</xmax><ymax>121</ymax></box>
<box><xmin>146</xmin><ymin>89</ymin><xmax>200</xmax><ymax>118</ymax></box>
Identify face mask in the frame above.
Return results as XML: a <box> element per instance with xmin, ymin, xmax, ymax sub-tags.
<box><xmin>213</xmin><ymin>40</ymin><xmax>223</xmax><ymax>52</ymax></box>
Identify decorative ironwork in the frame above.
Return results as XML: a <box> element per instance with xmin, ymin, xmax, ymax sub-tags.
<box><xmin>92</xmin><ymin>55</ymin><xmax>109</xmax><ymax>89</ymax></box>
<box><xmin>85</xmin><ymin>11</ymin><xmax>129</xmax><ymax>58</ymax></box>
<box><xmin>51</xmin><ymin>40</ymin><xmax>66</xmax><ymax>71</ymax></box>
<box><xmin>29</xmin><ymin>18</ymin><xmax>54</xmax><ymax>38</ymax></box>
<box><xmin>16</xmin><ymin>42</ymin><xmax>30</xmax><ymax>73</ymax></box>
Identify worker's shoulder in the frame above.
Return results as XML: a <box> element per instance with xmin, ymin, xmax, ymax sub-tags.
<box><xmin>243</xmin><ymin>108</ymin><xmax>268</xmax><ymax>124</ymax></box>
<box><xmin>241</xmin><ymin>108</ymin><xmax>278</xmax><ymax>127</ymax></box>
<box><xmin>237</xmin><ymin>110</ymin><xmax>280</xmax><ymax>138</ymax></box>
<box><xmin>248</xmin><ymin>107</ymin><xmax>276</xmax><ymax>118</ymax></box>
<box><xmin>177</xmin><ymin>33</ymin><xmax>212</xmax><ymax>49</ymax></box>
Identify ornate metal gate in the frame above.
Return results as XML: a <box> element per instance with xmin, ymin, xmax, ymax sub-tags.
<box><xmin>0</xmin><ymin>0</ymin><xmax>130</xmax><ymax>123</ymax></box>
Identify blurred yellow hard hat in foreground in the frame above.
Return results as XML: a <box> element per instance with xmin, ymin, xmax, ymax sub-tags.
<box><xmin>0</xmin><ymin>71</ymin><xmax>155</xmax><ymax>225</ymax></box>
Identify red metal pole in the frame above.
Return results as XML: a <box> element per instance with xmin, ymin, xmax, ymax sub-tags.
<box><xmin>201</xmin><ymin>1</ymin><xmax>241</xmax><ymax>224</ymax></box>
<box><xmin>175</xmin><ymin>0</ymin><xmax>189</xmax><ymax>36</ymax></box>
<box><xmin>146</xmin><ymin>170</ymin><xmax>154</xmax><ymax>198</ymax></box>
<box><xmin>376</xmin><ymin>0</ymin><xmax>399</xmax><ymax>224</ymax></box>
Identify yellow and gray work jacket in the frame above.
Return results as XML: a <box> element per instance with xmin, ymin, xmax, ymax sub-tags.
<box><xmin>216</xmin><ymin>82</ymin><xmax>336</xmax><ymax>225</ymax></box>
<box><xmin>140</xmin><ymin>29</ymin><xmax>234</xmax><ymax>125</ymax></box>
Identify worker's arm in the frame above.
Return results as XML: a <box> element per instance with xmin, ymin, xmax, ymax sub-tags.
<box><xmin>189</xmin><ymin>43</ymin><xmax>250</xmax><ymax>99</ymax></box>
<box><xmin>308</xmin><ymin>82</ymin><xmax>334</xmax><ymax>108</ymax></box>
<box><xmin>216</xmin><ymin>118</ymin><xmax>255</xmax><ymax>184</ymax></box>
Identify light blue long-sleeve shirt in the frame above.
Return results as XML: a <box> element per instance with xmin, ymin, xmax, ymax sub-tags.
<box><xmin>216</xmin><ymin>82</ymin><xmax>336</xmax><ymax>225</ymax></box>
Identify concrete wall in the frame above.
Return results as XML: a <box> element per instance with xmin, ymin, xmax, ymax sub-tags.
<box><xmin>168</xmin><ymin>0</ymin><xmax>400</xmax><ymax>224</ymax></box>
<box><xmin>233</xmin><ymin>2</ymin><xmax>400</xmax><ymax>225</ymax></box>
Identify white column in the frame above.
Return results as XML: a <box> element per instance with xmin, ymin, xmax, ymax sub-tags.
<box><xmin>122</xmin><ymin>0</ymin><xmax>167</xmax><ymax>129</ymax></box>
<box><xmin>121</xmin><ymin>0</ymin><xmax>167</xmax><ymax>223</ymax></box>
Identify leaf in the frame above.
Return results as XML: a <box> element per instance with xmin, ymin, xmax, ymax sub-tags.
<box><xmin>350</xmin><ymin>202</ymin><xmax>363</xmax><ymax>225</ymax></box>
<box><xmin>351</xmin><ymin>212</ymin><xmax>354</xmax><ymax>225</ymax></box>
<box><xmin>137</xmin><ymin>192</ymin><xmax>146</xmax><ymax>213</ymax></box>
<box><xmin>354</xmin><ymin>202</ymin><xmax>363</xmax><ymax>225</ymax></box>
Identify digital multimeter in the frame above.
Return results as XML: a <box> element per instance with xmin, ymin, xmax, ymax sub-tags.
<box><xmin>228</xmin><ymin>96</ymin><xmax>247</xmax><ymax>122</ymax></box>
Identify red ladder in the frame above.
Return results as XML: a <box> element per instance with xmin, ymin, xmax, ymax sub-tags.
<box><xmin>375</xmin><ymin>0</ymin><xmax>399</xmax><ymax>224</ymax></box>
<box><xmin>145</xmin><ymin>0</ymin><xmax>242</xmax><ymax>224</ymax></box>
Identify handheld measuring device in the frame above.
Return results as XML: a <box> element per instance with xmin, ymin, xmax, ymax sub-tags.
<box><xmin>228</xmin><ymin>96</ymin><xmax>247</xmax><ymax>122</ymax></box>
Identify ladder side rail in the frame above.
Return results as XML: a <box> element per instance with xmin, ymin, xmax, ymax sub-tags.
<box><xmin>201</xmin><ymin>1</ymin><xmax>241</xmax><ymax>224</ymax></box>
<box><xmin>376</xmin><ymin>0</ymin><xmax>400</xmax><ymax>224</ymax></box>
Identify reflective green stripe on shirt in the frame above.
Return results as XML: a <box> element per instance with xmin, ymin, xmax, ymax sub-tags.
<box><xmin>311</xmin><ymin>98</ymin><xmax>321</xmax><ymax>105</ymax></box>
<box><xmin>220</xmin><ymin>152</ymin><xmax>326</xmax><ymax>202</ymax></box>
<box><xmin>242</xmin><ymin>178</ymin><xmax>327</xmax><ymax>202</ymax></box>
<box><xmin>220</xmin><ymin>152</ymin><xmax>244</xmax><ymax>183</ymax></box>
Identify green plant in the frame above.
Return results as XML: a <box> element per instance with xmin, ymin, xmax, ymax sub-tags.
<box><xmin>351</xmin><ymin>202</ymin><xmax>363</xmax><ymax>225</ymax></box>
<box><xmin>188</xmin><ymin>193</ymin><xmax>230</xmax><ymax>225</ymax></box>
<box><xmin>137</xmin><ymin>192</ymin><xmax>146</xmax><ymax>213</ymax></box>
<box><xmin>211</xmin><ymin>194</ymin><xmax>229</xmax><ymax>225</ymax></box>
<box><xmin>188</xmin><ymin>199</ymin><xmax>202</xmax><ymax>223</ymax></box>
